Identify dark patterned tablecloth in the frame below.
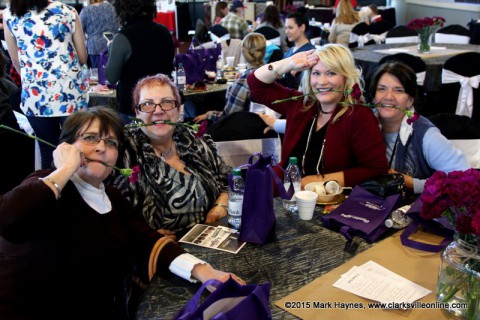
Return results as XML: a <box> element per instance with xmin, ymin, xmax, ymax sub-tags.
<box><xmin>135</xmin><ymin>198</ymin><xmax>374</xmax><ymax>320</ymax></box>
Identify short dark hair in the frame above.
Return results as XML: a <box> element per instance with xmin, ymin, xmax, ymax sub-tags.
<box><xmin>114</xmin><ymin>0</ymin><xmax>156</xmax><ymax>26</ymax></box>
<box><xmin>369</xmin><ymin>62</ymin><xmax>418</xmax><ymax>102</ymax></box>
<box><xmin>60</xmin><ymin>107</ymin><xmax>125</xmax><ymax>148</ymax></box>
<box><xmin>286</xmin><ymin>10</ymin><xmax>309</xmax><ymax>32</ymax></box>
<box><xmin>9</xmin><ymin>0</ymin><xmax>49</xmax><ymax>17</ymax></box>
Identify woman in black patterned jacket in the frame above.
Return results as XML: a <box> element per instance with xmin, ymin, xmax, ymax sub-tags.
<box><xmin>113</xmin><ymin>74</ymin><xmax>231</xmax><ymax>238</ymax></box>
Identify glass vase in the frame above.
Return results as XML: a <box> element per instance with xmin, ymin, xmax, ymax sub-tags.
<box><xmin>417</xmin><ymin>33</ymin><xmax>433</xmax><ymax>54</ymax></box>
<box><xmin>437</xmin><ymin>234</ymin><xmax>480</xmax><ymax>319</ymax></box>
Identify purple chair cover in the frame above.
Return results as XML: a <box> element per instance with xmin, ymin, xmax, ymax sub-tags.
<box><xmin>400</xmin><ymin>198</ymin><xmax>454</xmax><ymax>252</ymax></box>
<box><xmin>232</xmin><ymin>153</ymin><xmax>293</xmax><ymax>245</ymax></box>
<box><xmin>322</xmin><ymin>186</ymin><xmax>402</xmax><ymax>242</ymax></box>
<box><xmin>175</xmin><ymin>39</ymin><xmax>221</xmax><ymax>84</ymax></box>
<box><xmin>173</xmin><ymin>276</ymin><xmax>271</xmax><ymax>320</ymax></box>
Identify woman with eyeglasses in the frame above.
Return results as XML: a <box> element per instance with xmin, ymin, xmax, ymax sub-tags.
<box><xmin>0</xmin><ymin>106</ymin><xmax>243</xmax><ymax>319</ymax></box>
<box><xmin>113</xmin><ymin>74</ymin><xmax>231</xmax><ymax>238</ymax></box>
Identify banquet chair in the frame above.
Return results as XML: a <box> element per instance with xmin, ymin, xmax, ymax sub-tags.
<box><xmin>378</xmin><ymin>53</ymin><xmax>428</xmax><ymax>113</ymax></box>
<box><xmin>255</xmin><ymin>26</ymin><xmax>283</xmax><ymax>63</ymax></box>
<box><xmin>385</xmin><ymin>26</ymin><xmax>417</xmax><ymax>44</ymax></box>
<box><xmin>439</xmin><ymin>52</ymin><xmax>480</xmax><ymax>121</ymax></box>
<box><xmin>307</xmin><ymin>25</ymin><xmax>323</xmax><ymax>45</ymax></box>
<box><xmin>435</xmin><ymin>24</ymin><xmax>470</xmax><ymax>44</ymax></box>
<box><xmin>348</xmin><ymin>22</ymin><xmax>372</xmax><ymax>48</ymax></box>
<box><xmin>429</xmin><ymin>113</ymin><xmax>480</xmax><ymax>168</ymax></box>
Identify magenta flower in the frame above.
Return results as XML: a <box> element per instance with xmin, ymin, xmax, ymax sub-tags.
<box><xmin>350</xmin><ymin>83</ymin><xmax>362</xmax><ymax>100</ymax></box>
<box><xmin>194</xmin><ymin>121</ymin><xmax>208</xmax><ymax>138</ymax></box>
<box><xmin>128</xmin><ymin>165</ymin><xmax>140</xmax><ymax>183</ymax></box>
<box><xmin>406</xmin><ymin>112</ymin><xmax>420</xmax><ymax>125</ymax></box>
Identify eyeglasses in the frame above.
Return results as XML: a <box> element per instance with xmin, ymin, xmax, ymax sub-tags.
<box><xmin>78</xmin><ymin>133</ymin><xmax>120</xmax><ymax>149</ymax></box>
<box><xmin>136</xmin><ymin>99</ymin><xmax>178</xmax><ymax>113</ymax></box>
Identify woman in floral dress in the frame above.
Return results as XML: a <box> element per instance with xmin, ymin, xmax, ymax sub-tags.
<box><xmin>4</xmin><ymin>0</ymin><xmax>88</xmax><ymax>168</ymax></box>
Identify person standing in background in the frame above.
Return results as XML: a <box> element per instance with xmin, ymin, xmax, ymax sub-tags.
<box><xmin>80</xmin><ymin>0</ymin><xmax>119</xmax><ymax>68</ymax></box>
<box><xmin>221</xmin><ymin>0</ymin><xmax>250</xmax><ymax>40</ymax></box>
<box><xmin>4</xmin><ymin>0</ymin><xmax>88</xmax><ymax>169</ymax></box>
<box><xmin>255</xmin><ymin>4</ymin><xmax>288</xmax><ymax>53</ymax></box>
<box><xmin>214</xmin><ymin>1</ymin><xmax>228</xmax><ymax>25</ymax></box>
<box><xmin>105</xmin><ymin>0</ymin><xmax>174</xmax><ymax>119</ymax></box>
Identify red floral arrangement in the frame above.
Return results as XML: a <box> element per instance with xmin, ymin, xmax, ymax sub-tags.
<box><xmin>406</xmin><ymin>16</ymin><xmax>445</xmax><ymax>32</ymax></box>
<box><xmin>421</xmin><ymin>169</ymin><xmax>480</xmax><ymax>235</ymax></box>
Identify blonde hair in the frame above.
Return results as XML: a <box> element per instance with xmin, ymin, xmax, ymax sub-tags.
<box><xmin>89</xmin><ymin>0</ymin><xmax>104</xmax><ymax>4</ymax></box>
<box><xmin>300</xmin><ymin>43</ymin><xmax>364</xmax><ymax>124</ymax></box>
<box><xmin>241</xmin><ymin>33</ymin><xmax>266</xmax><ymax>68</ymax></box>
<box><xmin>335</xmin><ymin>0</ymin><xmax>359</xmax><ymax>25</ymax></box>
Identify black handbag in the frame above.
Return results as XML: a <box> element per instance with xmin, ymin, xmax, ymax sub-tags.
<box><xmin>359</xmin><ymin>173</ymin><xmax>405</xmax><ymax>198</ymax></box>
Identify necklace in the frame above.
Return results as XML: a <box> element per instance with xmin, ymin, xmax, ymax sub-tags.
<box><xmin>301</xmin><ymin>114</ymin><xmax>326</xmax><ymax>176</ymax></box>
<box><xmin>319</xmin><ymin>107</ymin><xmax>335</xmax><ymax>114</ymax></box>
<box><xmin>152</xmin><ymin>141</ymin><xmax>174</xmax><ymax>158</ymax></box>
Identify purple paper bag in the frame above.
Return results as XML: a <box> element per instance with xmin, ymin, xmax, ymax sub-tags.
<box><xmin>322</xmin><ymin>186</ymin><xmax>402</xmax><ymax>242</ymax></box>
<box><xmin>175</xmin><ymin>40</ymin><xmax>221</xmax><ymax>84</ymax></box>
<box><xmin>174</xmin><ymin>276</ymin><xmax>271</xmax><ymax>320</ymax></box>
<box><xmin>97</xmin><ymin>48</ymin><xmax>109</xmax><ymax>85</ymax></box>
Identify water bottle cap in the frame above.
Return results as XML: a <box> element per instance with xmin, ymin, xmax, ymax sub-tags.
<box><xmin>384</xmin><ymin>219</ymin><xmax>394</xmax><ymax>228</ymax></box>
<box><xmin>179</xmin><ymin>63</ymin><xmax>183</xmax><ymax>68</ymax></box>
<box><xmin>288</xmin><ymin>157</ymin><xmax>298</xmax><ymax>164</ymax></box>
<box><xmin>233</xmin><ymin>169</ymin><xmax>242</xmax><ymax>176</ymax></box>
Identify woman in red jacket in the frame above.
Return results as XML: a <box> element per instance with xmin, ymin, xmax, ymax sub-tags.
<box><xmin>247</xmin><ymin>43</ymin><xmax>388</xmax><ymax>188</ymax></box>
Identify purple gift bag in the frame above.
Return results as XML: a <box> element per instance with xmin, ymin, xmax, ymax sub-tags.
<box><xmin>97</xmin><ymin>48</ymin><xmax>109</xmax><ymax>86</ymax></box>
<box><xmin>233</xmin><ymin>153</ymin><xmax>293</xmax><ymax>245</ymax></box>
<box><xmin>322</xmin><ymin>186</ymin><xmax>402</xmax><ymax>242</ymax></box>
<box><xmin>174</xmin><ymin>276</ymin><xmax>271</xmax><ymax>320</ymax></box>
<box><xmin>175</xmin><ymin>39</ymin><xmax>221</xmax><ymax>84</ymax></box>
<box><xmin>400</xmin><ymin>198</ymin><xmax>454</xmax><ymax>252</ymax></box>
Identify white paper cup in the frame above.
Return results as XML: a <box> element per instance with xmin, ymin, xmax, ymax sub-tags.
<box><xmin>226</xmin><ymin>56</ymin><xmax>235</xmax><ymax>68</ymax></box>
<box><xmin>295</xmin><ymin>190</ymin><xmax>318</xmax><ymax>220</ymax></box>
<box><xmin>237</xmin><ymin>63</ymin><xmax>247</xmax><ymax>69</ymax></box>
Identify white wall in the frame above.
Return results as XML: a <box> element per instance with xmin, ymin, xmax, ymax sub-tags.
<box><xmin>403</xmin><ymin>0</ymin><xmax>480</xmax><ymax>27</ymax></box>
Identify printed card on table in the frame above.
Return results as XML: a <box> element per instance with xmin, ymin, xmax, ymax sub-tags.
<box><xmin>179</xmin><ymin>224</ymin><xmax>246</xmax><ymax>254</ymax></box>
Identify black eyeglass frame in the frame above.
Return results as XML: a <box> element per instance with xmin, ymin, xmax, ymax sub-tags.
<box><xmin>136</xmin><ymin>99</ymin><xmax>179</xmax><ymax>113</ymax></box>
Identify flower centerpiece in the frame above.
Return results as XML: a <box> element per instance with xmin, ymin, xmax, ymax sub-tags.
<box><xmin>407</xmin><ymin>16</ymin><xmax>445</xmax><ymax>54</ymax></box>
<box><xmin>421</xmin><ymin>169</ymin><xmax>480</xmax><ymax>319</ymax></box>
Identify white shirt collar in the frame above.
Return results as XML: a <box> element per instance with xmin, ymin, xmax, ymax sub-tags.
<box><xmin>71</xmin><ymin>174</ymin><xmax>112</xmax><ymax>214</ymax></box>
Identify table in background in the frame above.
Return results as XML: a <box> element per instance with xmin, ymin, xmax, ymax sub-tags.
<box><xmin>88</xmin><ymin>89</ymin><xmax>116</xmax><ymax>109</ymax></box>
<box><xmin>135</xmin><ymin>198</ymin><xmax>374</xmax><ymax>319</ymax></box>
<box><xmin>352</xmin><ymin>43</ymin><xmax>480</xmax><ymax>92</ymax></box>
<box><xmin>183</xmin><ymin>83</ymin><xmax>228</xmax><ymax>120</ymax></box>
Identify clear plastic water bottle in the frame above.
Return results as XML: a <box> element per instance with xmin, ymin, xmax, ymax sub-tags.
<box><xmin>228</xmin><ymin>169</ymin><xmax>244</xmax><ymax>229</ymax></box>
<box><xmin>385</xmin><ymin>204</ymin><xmax>413</xmax><ymax>229</ymax></box>
<box><xmin>283</xmin><ymin>157</ymin><xmax>302</xmax><ymax>212</ymax></box>
<box><xmin>216</xmin><ymin>56</ymin><xmax>223</xmax><ymax>80</ymax></box>
<box><xmin>176</xmin><ymin>63</ymin><xmax>186</xmax><ymax>92</ymax></box>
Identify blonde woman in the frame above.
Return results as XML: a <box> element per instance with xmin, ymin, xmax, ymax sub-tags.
<box><xmin>328</xmin><ymin>0</ymin><xmax>360</xmax><ymax>46</ymax></box>
<box><xmin>247</xmin><ymin>44</ymin><xmax>388</xmax><ymax>187</ymax></box>
<box><xmin>194</xmin><ymin>32</ymin><xmax>267</xmax><ymax>122</ymax></box>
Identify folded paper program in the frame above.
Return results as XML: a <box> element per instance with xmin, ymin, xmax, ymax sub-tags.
<box><xmin>442</xmin><ymin>69</ymin><xmax>480</xmax><ymax>117</ymax></box>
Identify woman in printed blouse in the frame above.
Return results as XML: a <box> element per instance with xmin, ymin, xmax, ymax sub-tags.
<box><xmin>247</xmin><ymin>43</ymin><xmax>388</xmax><ymax>188</ymax></box>
<box><xmin>4</xmin><ymin>0</ymin><xmax>88</xmax><ymax>169</ymax></box>
<box><xmin>0</xmin><ymin>106</ymin><xmax>243</xmax><ymax>319</ymax></box>
<box><xmin>114</xmin><ymin>74</ymin><xmax>231</xmax><ymax>238</ymax></box>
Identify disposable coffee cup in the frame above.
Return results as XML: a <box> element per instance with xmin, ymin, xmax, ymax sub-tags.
<box><xmin>226</xmin><ymin>56</ymin><xmax>235</xmax><ymax>68</ymax></box>
<box><xmin>295</xmin><ymin>190</ymin><xmax>318</xmax><ymax>220</ymax></box>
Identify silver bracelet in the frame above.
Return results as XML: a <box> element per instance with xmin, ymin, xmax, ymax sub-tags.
<box><xmin>268</xmin><ymin>63</ymin><xmax>282</xmax><ymax>80</ymax></box>
<box><xmin>40</xmin><ymin>177</ymin><xmax>61</xmax><ymax>198</ymax></box>
<box><xmin>213</xmin><ymin>203</ymin><xmax>228</xmax><ymax>212</ymax></box>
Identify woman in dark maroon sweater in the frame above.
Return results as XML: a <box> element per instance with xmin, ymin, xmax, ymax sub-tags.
<box><xmin>0</xmin><ymin>107</ymin><xmax>243</xmax><ymax>320</ymax></box>
<box><xmin>247</xmin><ymin>44</ymin><xmax>388</xmax><ymax>188</ymax></box>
